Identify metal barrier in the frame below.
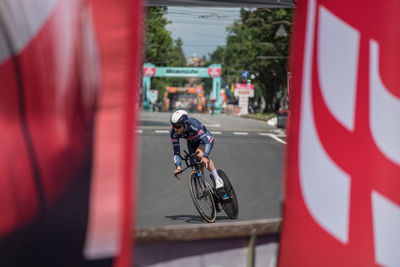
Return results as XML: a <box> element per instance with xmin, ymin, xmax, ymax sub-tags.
<box><xmin>134</xmin><ymin>218</ymin><xmax>281</xmax><ymax>267</ymax></box>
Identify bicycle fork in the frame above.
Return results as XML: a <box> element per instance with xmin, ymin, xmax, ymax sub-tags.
<box><xmin>193</xmin><ymin>169</ymin><xmax>207</xmax><ymax>198</ymax></box>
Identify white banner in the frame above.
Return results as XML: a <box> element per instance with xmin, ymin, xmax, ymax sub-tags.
<box><xmin>238</xmin><ymin>96</ymin><xmax>248</xmax><ymax>115</ymax></box>
<box><xmin>234</xmin><ymin>83</ymin><xmax>254</xmax><ymax>97</ymax></box>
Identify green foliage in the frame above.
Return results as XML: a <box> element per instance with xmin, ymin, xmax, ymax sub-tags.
<box><xmin>209</xmin><ymin>8</ymin><xmax>293</xmax><ymax>112</ymax></box>
<box><xmin>170</xmin><ymin>38</ymin><xmax>186</xmax><ymax>67</ymax></box>
<box><xmin>145</xmin><ymin>7</ymin><xmax>172</xmax><ymax>64</ymax></box>
<box><xmin>210</xmin><ymin>46</ymin><xmax>225</xmax><ymax>63</ymax></box>
<box><xmin>196</xmin><ymin>45</ymin><xmax>225</xmax><ymax>97</ymax></box>
<box><xmin>242</xmin><ymin>112</ymin><xmax>276</xmax><ymax>121</ymax></box>
<box><xmin>200</xmin><ymin>77</ymin><xmax>212</xmax><ymax>97</ymax></box>
<box><xmin>145</xmin><ymin>7</ymin><xmax>188</xmax><ymax>101</ymax></box>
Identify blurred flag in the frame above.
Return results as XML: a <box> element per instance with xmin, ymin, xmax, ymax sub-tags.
<box><xmin>0</xmin><ymin>0</ymin><xmax>141</xmax><ymax>266</ymax></box>
<box><xmin>279</xmin><ymin>0</ymin><xmax>400</xmax><ymax>266</ymax></box>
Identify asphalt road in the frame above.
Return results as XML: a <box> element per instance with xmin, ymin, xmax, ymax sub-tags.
<box><xmin>136</xmin><ymin>112</ymin><xmax>286</xmax><ymax>227</ymax></box>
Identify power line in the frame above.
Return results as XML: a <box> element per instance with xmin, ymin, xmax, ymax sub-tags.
<box><xmin>184</xmin><ymin>44</ymin><xmax>226</xmax><ymax>46</ymax></box>
<box><xmin>168</xmin><ymin>25</ymin><xmax>228</xmax><ymax>38</ymax></box>
<box><xmin>166</xmin><ymin>12</ymin><xmax>239</xmax><ymax>20</ymax></box>
<box><xmin>167</xmin><ymin>19</ymin><xmax>233</xmax><ymax>25</ymax></box>
<box><xmin>167</xmin><ymin>14</ymin><xmax>239</xmax><ymax>20</ymax></box>
<box><xmin>167</xmin><ymin>9</ymin><xmax>240</xmax><ymax>14</ymax></box>
<box><xmin>167</xmin><ymin>7</ymin><xmax>242</xmax><ymax>12</ymax></box>
<box><xmin>166</xmin><ymin>7</ymin><xmax>241</xmax><ymax>19</ymax></box>
<box><xmin>167</xmin><ymin>12</ymin><xmax>239</xmax><ymax>18</ymax></box>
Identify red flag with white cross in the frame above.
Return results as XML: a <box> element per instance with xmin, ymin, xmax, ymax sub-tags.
<box><xmin>279</xmin><ymin>0</ymin><xmax>400</xmax><ymax>266</ymax></box>
<box><xmin>0</xmin><ymin>0</ymin><xmax>141</xmax><ymax>266</ymax></box>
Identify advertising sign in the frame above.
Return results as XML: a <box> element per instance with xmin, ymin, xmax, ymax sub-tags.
<box><xmin>155</xmin><ymin>67</ymin><xmax>210</xmax><ymax>77</ymax></box>
<box><xmin>148</xmin><ymin>90</ymin><xmax>158</xmax><ymax>103</ymax></box>
<box><xmin>143</xmin><ymin>66</ymin><xmax>156</xmax><ymax>77</ymax></box>
<box><xmin>238</xmin><ymin>96</ymin><xmax>249</xmax><ymax>115</ymax></box>
<box><xmin>208</xmin><ymin>67</ymin><xmax>221</xmax><ymax>78</ymax></box>
<box><xmin>234</xmin><ymin>83</ymin><xmax>254</xmax><ymax>97</ymax></box>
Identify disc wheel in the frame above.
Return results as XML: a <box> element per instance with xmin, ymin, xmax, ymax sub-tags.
<box><xmin>217</xmin><ymin>169</ymin><xmax>239</xmax><ymax>219</ymax></box>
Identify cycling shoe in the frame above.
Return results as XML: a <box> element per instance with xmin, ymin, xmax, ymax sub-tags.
<box><xmin>217</xmin><ymin>187</ymin><xmax>230</xmax><ymax>201</ymax></box>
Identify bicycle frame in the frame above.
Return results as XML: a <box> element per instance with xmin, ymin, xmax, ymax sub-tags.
<box><xmin>176</xmin><ymin>150</ymin><xmax>210</xmax><ymax>194</ymax></box>
<box><xmin>176</xmin><ymin>150</ymin><xmax>204</xmax><ymax>176</ymax></box>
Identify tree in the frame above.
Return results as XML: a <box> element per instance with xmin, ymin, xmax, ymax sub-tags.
<box><xmin>145</xmin><ymin>7</ymin><xmax>173</xmax><ymax>65</ymax></box>
<box><xmin>209</xmin><ymin>46</ymin><xmax>224</xmax><ymax>64</ymax></box>
<box><xmin>170</xmin><ymin>38</ymin><xmax>186</xmax><ymax>67</ymax></box>
<box><xmin>210</xmin><ymin>8</ymin><xmax>293</xmax><ymax>112</ymax></box>
<box><xmin>145</xmin><ymin>7</ymin><xmax>187</xmax><ymax>101</ymax></box>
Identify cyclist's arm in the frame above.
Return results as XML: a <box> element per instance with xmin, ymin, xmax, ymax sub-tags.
<box><xmin>199</xmin><ymin>131</ymin><xmax>213</xmax><ymax>158</ymax></box>
<box><xmin>203</xmin><ymin>142</ymin><xmax>211</xmax><ymax>158</ymax></box>
<box><xmin>171</xmin><ymin>130</ymin><xmax>181</xmax><ymax>167</ymax></box>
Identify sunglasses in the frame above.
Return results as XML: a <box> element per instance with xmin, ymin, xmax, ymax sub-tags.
<box><xmin>173</xmin><ymin>124</ymin><xmax>183</xmax><ymax>129</ymax></box>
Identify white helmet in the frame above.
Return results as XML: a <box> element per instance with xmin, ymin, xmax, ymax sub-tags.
<box><xmin>170</xmin><ymin>110</ymin><xmax>189</xmax><ymax>126</ymax></box>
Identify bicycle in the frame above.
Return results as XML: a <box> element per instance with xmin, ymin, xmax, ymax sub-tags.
<box><xmin>175</xmin><ymin>150</ymin><xmax>239</xmax><ymax>223</ymax></box>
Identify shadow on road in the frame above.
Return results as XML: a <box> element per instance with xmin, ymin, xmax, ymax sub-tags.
<box><xmin>165</xmin><ymin>214</ymin><xmax>231</xmax><ymax>224</ymax></box>
<box><xmin>165</xmin><ymin>215</ymin><xmax>204</xmax><ymax>223</ymax></box>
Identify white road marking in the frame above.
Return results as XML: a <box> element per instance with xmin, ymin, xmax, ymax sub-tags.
<box><xmin>258</xmin><ymin>133</ymin><xmax>286</xmax><ymax>144</ymax></box>
<box><xmin>135</xmin><ymin>130</ymin><xmax>143</xmax><ymax>133</ymax></box>
<box><xmin>148</xmin><ymin>128</ymin><xmax>286</xmax><ymax>145</ymax></box>
<box><xmin>204</xmin><ymin>123</ymin><xmax>221</xmax><ymax>127</ymax></box>
<box><xmin>154</xmin><ymin>130</ymin><xmax>169</xmax><ymax>134</ymax></box>
<box><xmin>198</xmin><ymin>116</ymin><xmax>221</xmax><ymax>128</ymax></box>
<box><xmin>233</xmin><ymin>132</ymin><xmax>249</xmax><ymax>135</ymax></box>
<box><xmin>269</xmin><ymin>134</ymin><xmax>286</xmax><ymax>144</ymax></box>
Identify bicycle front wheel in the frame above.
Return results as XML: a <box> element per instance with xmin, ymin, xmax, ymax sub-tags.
<box><xmin>189</xmin><ymin>173</ymin><xmax>216</xmax><ymax>223</ymax></box>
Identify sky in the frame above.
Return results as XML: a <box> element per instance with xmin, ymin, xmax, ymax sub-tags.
<box><xmin>166</xmin><ymin>7</ymin><xmax>242</xmax><ymax>60</ymax></box>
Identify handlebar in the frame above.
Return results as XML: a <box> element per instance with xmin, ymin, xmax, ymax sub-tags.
<box><xmin>179</xmin><ymin>150</ymin><xmax>198</xmax><ymax>161</ymax></box>
<box><xmin>174</xmin><ymin>150</ymin><xmax>204</xmax><ymax>177</ymax></box>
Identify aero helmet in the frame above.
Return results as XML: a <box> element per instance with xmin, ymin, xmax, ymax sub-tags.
<box><xmin>170</xmin><ymin>110</ymin><xmax>189</xmax><ymax>126</ymax></box>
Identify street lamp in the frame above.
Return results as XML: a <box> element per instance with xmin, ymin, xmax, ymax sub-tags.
<box><xmin>275</xmin><ymin>24</ymin><xmax>288</xmax><ymax>37</ymax></box>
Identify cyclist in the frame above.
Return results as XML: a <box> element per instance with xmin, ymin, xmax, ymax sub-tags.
<box><xmin>170</xmin><ymin>110</ymin><xmax>225</xmax><ymax>192</ymax></box>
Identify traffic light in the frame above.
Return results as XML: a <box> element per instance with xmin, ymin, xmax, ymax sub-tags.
<box><xmin>241</xmin><ymin>79</ymin><xmax>247</xmax><ymax>84</ymax></box>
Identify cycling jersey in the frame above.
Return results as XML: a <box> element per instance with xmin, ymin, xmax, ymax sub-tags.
<box><xmin>171</xmin><ymin>118</ymin><xmax>214</xmax><ymax>167</ymax></box>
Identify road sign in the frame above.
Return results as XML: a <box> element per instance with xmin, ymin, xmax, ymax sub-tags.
<box><xmin>241</xmin><ymin>70</ymin><xmax>249</xmax><ymax>79</ymax></box>
<box><xmin>275</xmin><ymin>24</ymin><xmax>287</xmax><ymax>37</ymax></box>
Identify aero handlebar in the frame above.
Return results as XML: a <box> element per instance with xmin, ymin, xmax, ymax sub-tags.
<box><xmin>174</xmin><ymin>150</ymin><xmax>205</xmax><ymax>176</ymax></box>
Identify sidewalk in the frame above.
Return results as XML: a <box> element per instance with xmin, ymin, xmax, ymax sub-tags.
<box><xmin>240</xmin><ymin>113</ymin><xmax>276</xmax><ymax>122</ymax></box>
<box><xmin>239</xmin><ymin>113</ymin><xmax>287</xmax><ymax>135</ymax></box>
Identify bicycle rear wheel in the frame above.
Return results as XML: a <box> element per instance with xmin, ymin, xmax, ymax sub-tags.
<box><xmin>218</xmin><ymin>169</ymin><xmax>239</xmax><ymax>219</ymax></box>
<box><xmin>189</xmin><ymin>173</ymin><xmax>216</xmax><ymax>223</ymax></box>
